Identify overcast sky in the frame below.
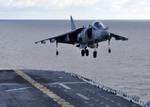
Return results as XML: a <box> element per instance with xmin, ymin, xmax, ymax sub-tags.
<box><xmin>0</xmin><ymin>0</ymin><xmax>150</xmax><ymax>19</ymax></box>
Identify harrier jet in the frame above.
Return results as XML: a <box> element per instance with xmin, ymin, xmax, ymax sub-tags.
<box><xmin>35</xmin><ymin>16</ymin><xmax>128</xmax><ymax>58</ymax></box>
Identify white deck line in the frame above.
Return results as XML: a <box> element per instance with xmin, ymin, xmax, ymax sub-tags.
<box><xmin>0</xmin><ymin>83</ymin><xmax>20</xmax><ymax>86</ymax></box>
<box><xmin>47</xmin><ymin>81</ymin><xmax>86</xmax><ymax>86</ymax></box>
<box><xmin>14</xmin><ymin>70</ymin><xmax>74</xmax><ymax>107</ymax></box>
<box><xmin>6</xmin><ymin>87</ymin><xmax>31</xmax><ymax>92</ymax></box>
<box><xmin>59</xmin><ymin>83</ymin><xmax>71</xmax><ymax>90</ymax></box>
<box><xmin>5</xmin><ymin>82</ymin><xmax>86</xmax><ymax>92</ymax></box>
<box><xmin>76</xmin><ymin>93</ymin><xmax>89</xmax><ymax>100</ymax></box>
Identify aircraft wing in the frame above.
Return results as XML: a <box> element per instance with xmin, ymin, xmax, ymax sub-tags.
<box><xmin>35</xmin><ymin>27</ymin><xmax>84</xmax><ymax>45</ymax></box>
<box><xmin>110</xmin><ymin>33</ymin><xmax>128</xmax><ymax>41</ymax></box>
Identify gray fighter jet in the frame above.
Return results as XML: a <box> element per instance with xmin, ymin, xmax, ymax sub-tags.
<box><xmin>35</xmin><ymin>16</ymin><xmax>128</xmax><ymax>58</ymax></box>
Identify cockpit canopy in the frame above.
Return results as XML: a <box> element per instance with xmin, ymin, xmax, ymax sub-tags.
<box><xmin>92</xmin><ymin>21</ymin><xmax>106</xmax><ymax>29</ymax></box>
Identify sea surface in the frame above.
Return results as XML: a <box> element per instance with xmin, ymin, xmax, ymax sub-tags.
<box><xmin>0</xmin><ymin>20</ymin><xmax>150</xmax><ymax>102</ymax></box>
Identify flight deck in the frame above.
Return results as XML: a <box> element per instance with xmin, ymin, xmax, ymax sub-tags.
<box><xmin>0</xmin><ymin>70</ymin><xmax>145</xmax><ymax>107</ymax></box>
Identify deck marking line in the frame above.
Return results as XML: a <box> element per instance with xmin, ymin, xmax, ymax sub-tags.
<box><xmin>14</xmin><ymin>70</ymin><xmax>74</xmax><ymax>107</ymax></box>
<box><xmin>47</xmin><ymin>82</ymin><xmax>86</xmax><ymax>86</ymax></box>
<box><xmin>59</xmin><ymin>83</ymin><xmax>71</xmax><ymax>90</ymax></box>
<box><xmin>5</xmin><ymin>82</ymin><xmax>85</xmax><ymax>92</ymax></box>
<box><xmin>0</xmin><ymin>83</ymin><xmax>19</xmax><ymax>86</ymax></box>
<box><xmin>6</xmin><ymin>87</ymin><xmax>31</xmax><ymax>92</ymax></box>
<box><xmin>76</xmin><ymin>93</ymin><xmax>89</xmax><ymax>100</ymax></box>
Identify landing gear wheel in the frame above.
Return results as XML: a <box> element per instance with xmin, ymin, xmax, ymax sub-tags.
<box><xmin>93</xmin><ymin>51</ymin><xmax>97</xmax><ymax>58</ymax></box>
<box><xmin>81</xmin><ymin>50</ymin><xmax>85</xmax><ymax>56</ymax></box>
<box><xmin>85</xmin><ymin>49</ymin><xmax>89</xmax><ymax>56</ymax></box>
<box><xmin>108</xmin><ymin>48</ymin><xmax>111</xmax><ymax>53</ymax></box>
<box><xmin>56</xmin><ymin>51</ymin><xmax>59</xmax><ymax>56</ymax></box>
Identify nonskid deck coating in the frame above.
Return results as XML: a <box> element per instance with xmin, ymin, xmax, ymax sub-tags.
<box><xmin>0</xmin><ymin>70</ymin><xmax>142</xmax><ymax>107</ymax></box>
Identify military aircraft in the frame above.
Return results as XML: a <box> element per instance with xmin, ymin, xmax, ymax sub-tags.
<box><xmin>35</xmin><ymin>16</ymin><xmax>128</xmax><ymax>58</ymax></box>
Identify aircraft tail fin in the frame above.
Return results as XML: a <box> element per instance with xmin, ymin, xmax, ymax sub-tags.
<box><xmin>70</xmin><ymin>16</ymin><xmax>76</xmax><ymax>30</ymax></box>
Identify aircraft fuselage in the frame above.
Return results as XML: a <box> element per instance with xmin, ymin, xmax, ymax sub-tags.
<box><xmin>77</xmin><ymin>26</ymin><xmax>109</xmax><ymax>49</ymax></box>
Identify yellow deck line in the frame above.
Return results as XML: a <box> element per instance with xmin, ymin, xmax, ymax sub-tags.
<box><xmin>14</xmin><ymin>70</ymin><xmax>74</xmax><ymax>107</ymax></box>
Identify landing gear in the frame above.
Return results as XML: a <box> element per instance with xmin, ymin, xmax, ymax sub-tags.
<box><xmin>56</xmin><ymin>50</ymin><xmax>59</xmax><ymax>56</ymax></box>
<box><xmin>93</xmin><ymin>51</ymin><xmax>97</xmax><ymax>58</ymax></box>
<box><xmin>108</xmin><ymin>39</ymin><xmax>111</xmax><ymax>54</ymax></box>
<box><xmin>81</xmin><ymin>49</ymin><xmax>89</xmax><ymax>57</ymax></box>
<box><xmin>81</xmin><ymin>49</ymin><xmax>85</xmax><ymax>56</ymax></box>
<box><xmin>81</xmin><ymin>49</ymin><xmax>98</xmax><ymax>58</ymax></box>
<box><xmin>85</xmin><ymin>49</ymin><xmax>89</xmax><ymax>56</ymax></box>
<box><xmin>93</xmin><ymin>43</ymin><xmax>98</xmax><ymax>58</ymax></box>
<box><xmin>108</xmin><ymin>48</ymin><xmax>111</xmax><ymax>53</ymax></box>
<box><xmin>56</xmin><ymin>42</ymin><xmax>59</xmax><ymax>56</ymax></box>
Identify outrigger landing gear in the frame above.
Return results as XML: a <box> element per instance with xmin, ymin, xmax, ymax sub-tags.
<box><xmin>56</xmin><ymin>42</ymin><xmax>59</xmax><ymax>56</ymax></box>
<box><xmin>108</xmin><ymin>39</ymin><xmax>111</xmax><ymax>54</ymax></box>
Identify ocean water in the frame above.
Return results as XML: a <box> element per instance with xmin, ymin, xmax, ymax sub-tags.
<box><xmin>0</xmin><ymin>20</ymin><xmax>150</xmax><ymax>102</ymax></box>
